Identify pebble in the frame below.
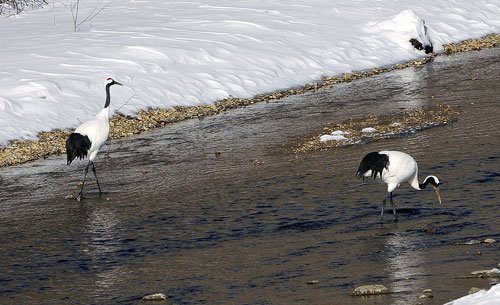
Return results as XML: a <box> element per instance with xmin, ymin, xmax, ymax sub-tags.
<box><xmin>422</xmin><ymin>289</ymin><xmax>434</xmax><ymax>298</ymax></box>
<box><xmin>252</xmin><ymin>159</ymin><xmax>263</xmax><ymax>166</ymax></box>
<box><xmin>306</xmin><ymin>280</ymin><xmax>319</xmax><ymax>285</ymax></box>
<box><xmin>484</xmin><ymin>238</ymin><xmax>496</xmax><ymax>244</ymax></box>
<box><xmin>470</xmin><ymin>270</ymin><xmax>491</xmax><ymax>277</ymax></box>
<box><xmin>469</xmin><ymin>269</ymin><xmax>500</xmax><ymax>278</ymax></box>
<box><xmin>458</xmin><ymin>239</ymin><xmax>481</xmax><ymax>245</ymax></box>
<box><xmin>418</xmin><ymin>288</ymin><xmax>434</xmax><ymax>299</ymax></box>
<box><xmin>351</xmin><ymin>284</ymin><xmax>390</xmax><ymax>296</ymax></box>
<box><xmin>469</xmin><ymin>287</ymin><xmax>484</xmax><ymax>294</ymax></box>
<box><xmin>142</xmin><ymin>293</ymin><xmax>167</xmax><ymax>301</ymax></box>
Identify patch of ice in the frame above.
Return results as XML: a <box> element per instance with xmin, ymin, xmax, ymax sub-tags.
<box><xmin>320</xmin><ymin>134</ymin><xmax>347</xmax><ymax>142</ymax></box>
<box><xmin>362</xmin><ymin>127</ymin><xmax>377</xmax><ymax>133</ymax></box>
<box><xmin>331</xmin><ymin>130</ymin><xmax>349</xmax><ymax>135</ymax></box>
<box><xmin>320</xmin><ymin>130</ymin><xmax>349</xmax><ymax>142</ymax></box>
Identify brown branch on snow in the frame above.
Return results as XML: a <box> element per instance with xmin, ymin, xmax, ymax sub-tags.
<box><xmin>71</xmin><ymin>0</ymin><xmax>116</xmax><ymax>32</ymax></box>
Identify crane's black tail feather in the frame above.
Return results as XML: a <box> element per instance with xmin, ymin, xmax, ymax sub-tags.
<box><xmin>66</xmin><ymin>133</ymin><xmax>92</xmax><ymax>165</ymax></box>
<box><xmin>356</xmin><ymin>152</ymin><xmax>389</xmax><ymax>180</ymax></box>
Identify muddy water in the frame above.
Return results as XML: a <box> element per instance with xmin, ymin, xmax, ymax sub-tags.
<box><xmin>1</xmin><ymin>48</ymin><xmax>499</xmax><ymax>305</ymax></box>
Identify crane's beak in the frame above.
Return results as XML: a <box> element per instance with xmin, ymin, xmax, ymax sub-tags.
<box><xmin>114</xmin><ymin>81</ymin><xmax>123</xmax><ymax>86</ymax></box>
<box><xmin>434</xmin><ymin>187</ymin><xmax>442</xmax><ymax>204</ymax></box>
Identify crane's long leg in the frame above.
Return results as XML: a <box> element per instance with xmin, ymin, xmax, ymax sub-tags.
<box><xmin>389</xmin><ymin>192</ymin><xmax>398</xmax><ymax>222</ymax></box>
<box><xmin>77</xmin><ymin>161</ymin><xmax>91</xmax><ymax>201</ymax></box>
<box><xmin>91</xmin><ymin>161</ymin><xmax>103</xmax><ymax>196</ymax></box>
<box><xmin>380</xmin><ymin>194</ymin><xmax>388</xmax><ymax>223</ymax></box>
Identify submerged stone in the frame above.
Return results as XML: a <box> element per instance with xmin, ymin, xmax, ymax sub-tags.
<box><xmin>352</xmin><ymin>284</ymin><xmax>390</xmax><ymax>296</ymax></box>
<box><xmin>421</xmin><ymin>289</ymin><xmax>434</xmax><ymax>298</ymax></box>
<box><xmin>458</xmin><ymin>239</ymin><xmax>481</xmax><ymax>245</ymax></box>
<box><xmin>469</xmin><ymin>287</ymin><xmax>484</xmax><ymax>294</ymax></box>
<box><xmin>470</xmin><ymin>269</ymin><xmax>500</xmax><ymax>278</ymax></box>
<box><xmin>142</xmin><ymin>293</ymin><xmax>167</xmax><ymax>301</ymax></box>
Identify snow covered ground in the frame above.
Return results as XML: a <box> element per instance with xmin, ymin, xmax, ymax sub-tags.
<box><xmin>445</xmin><ymin>283</ymin><xmax>500</xmax><ymax>305</ymax></box>
<box><xmin>0</xmin><ymin>0</ymin><xmax>499</xmax><ymax>147</ymax></box>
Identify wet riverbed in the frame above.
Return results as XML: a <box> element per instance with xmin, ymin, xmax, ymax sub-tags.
<box><xmin>1</xmin><ymin>48</ymin><xmax>499</xmax><ymax>305</ymax></box>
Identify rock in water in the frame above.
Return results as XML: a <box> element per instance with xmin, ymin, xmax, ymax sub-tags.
<box><xmin>352</xmin><ymin>284</ymin><xmax>390</xmax><ymax>296</ymax></box>
<box><xmin>484</xmin><ymin>238</ymin><xmax>496</xmax><ymax>244</ymax></box>
<box><xmin>421</xmin><ymin>289</ymin><xmax>434</xmax><ymax>298</ymax></box>
<box><xmin>457</xmin><ymin>239</ymin><xmax>481</xmax><ymax>245</ymax></box>
<box><xmin>409</xmin><ymin>38</ymin><xmax>433</xmax><ymax>54</ymax></box>
<box><xmin>142</xmin><ymin>293</ymin><xmax>167</xmax><ymax>301</ymax></box>
<box><xmin>470</xmin><ymin>269</ymin><xmax>500</xmax><ymax>278</ymax></box>
<box><xmin>469</xmin><ymin>287</ymin><xmax>484</xmax><ymax>294</ymax></box>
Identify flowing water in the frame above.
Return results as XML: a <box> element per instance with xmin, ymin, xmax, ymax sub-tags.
<box><xmin>1</xmin><ymin>48</ymin><xmax>499</xmax><ymax>305</ymax></box>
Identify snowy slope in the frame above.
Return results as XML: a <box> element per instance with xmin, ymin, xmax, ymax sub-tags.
<box><xmin>0</xmin><ymin>0</ymin><xmax>499</xmax><ymax>145</ymax></box>
<box><xmin>445</xmin><ymin>283</ymin><xmax>500</xmax><ymax>305</ymax></box>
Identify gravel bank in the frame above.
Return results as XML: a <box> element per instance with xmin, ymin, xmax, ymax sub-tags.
<box><xmin>0</xmin><ymin>34</ymin><xmax>498</xmax><ymax>168</ymax></box>
<box><xmin>291</xmin><ymin>104</ymin><xmax>459</xmax><ymax>154</ymax></box>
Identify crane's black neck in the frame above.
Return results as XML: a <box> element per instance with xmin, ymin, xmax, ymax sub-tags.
<box><xmin>104</xmin><ymin>83</ymin><xmax>112</xmax><ymax>108</ymax></box>
<box><xmin>419</xmin><ymin>176</ymin><xmax>439</xmax><ymax>189</ymax></box>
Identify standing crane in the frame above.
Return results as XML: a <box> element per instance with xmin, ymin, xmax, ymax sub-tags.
<box><xmin>66</xmin><ymin>77</ymin><xmax>122</xmax><ymax>201</ymax></box>
<box><xmin>356</xmin><ymin>150</ymin><xmax>442</xmax><ymax>222</ymax></box>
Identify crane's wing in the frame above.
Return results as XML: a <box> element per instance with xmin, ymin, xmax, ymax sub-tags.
<box><xmin>356</xmin><ymin>152</ymin><xmax>389</xmax><ymax>180</ymax></box>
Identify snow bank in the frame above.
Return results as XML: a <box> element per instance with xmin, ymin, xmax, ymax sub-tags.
<box><xmin>365</xmin><ymin>10</ymin><xmax>434</xmax><ymax>53</ymax></box>
<box><xmin>0</xmin><ymin>0</ymin><xmax>499</xmax><ymax>145</ymax></box>
<box><xmin>445</xmin><ymin>283</ymin><xmax>500</xmax><ymax>305</ymax></box>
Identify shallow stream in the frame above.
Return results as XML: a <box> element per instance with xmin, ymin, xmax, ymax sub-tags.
<box><xmin>1</xmin><ymin>48</ymin><xmax>499</xmax><ymax>305</ymax></box>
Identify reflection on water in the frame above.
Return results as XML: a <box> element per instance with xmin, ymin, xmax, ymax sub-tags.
<box><xmin>84</xmin><ymin>206</ymin><xmax>120</xmax><ymax>257</ymax></box>
<box><xmin>385</xmin><ymin>232</ymin><xmax>426</xmax><ymax>303</ymax></box>
<box><xmin>0</xmin><ymin>48</ymin><xmax>499</xmax><ymax>305</ymax></box>
<box><xmin>390</xmin><ymin>68</ymin><xmax>428</xmax><ymax>109</ymax></box>
<box><xmin>82</xmin><ymin>204</ymin><xmax>123</xmax><ymax>297</ymax></box>
<box><xmin>94</xmin><ymin>265</ymin><xmax>127</xmax><ymax>298</ymax></box>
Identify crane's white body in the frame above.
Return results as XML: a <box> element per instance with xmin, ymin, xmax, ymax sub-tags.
<box><xmin>74</xmin><ymin>107</ymin><xmax>110</xmax><ymax>161</ymax></box>
<box><xmin>373</xmin><ymin>150</ymin><xmax>421</xmax><ymax>193</ymax></box>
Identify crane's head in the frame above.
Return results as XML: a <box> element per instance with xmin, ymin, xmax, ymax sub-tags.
<box><xmin>105</xmin><ymin>77</ymin><xmax>123</xmax><ymax>87</ymax></box>
<box><xmin>424</xmin><ymin>175</ymin><xmax>442</xmax><ymax>204</ymax></box>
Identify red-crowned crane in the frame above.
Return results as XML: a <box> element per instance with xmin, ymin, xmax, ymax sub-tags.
<box><xmin>66</xmin><ymin>78</ymin><xmax>122</xmax><ymax>201</ymax></box>
<box><xmin>356</xmin><ymin>151</ymin><xmax>442</xmax><ymax>222</ymax></box>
